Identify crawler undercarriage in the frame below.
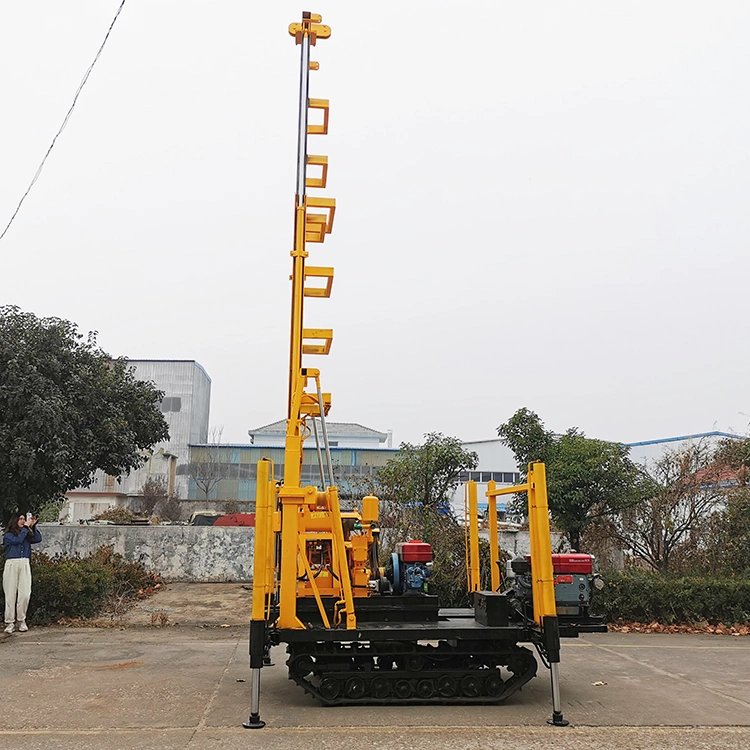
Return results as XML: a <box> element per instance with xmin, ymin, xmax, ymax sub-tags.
<box><xmin>285</xmin><ymin>631</ymin><xmax>538</xmax><ymax>706</ymax></box>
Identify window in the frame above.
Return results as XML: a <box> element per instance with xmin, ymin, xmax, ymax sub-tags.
<box><xmin>160</xmin><ymin>396</ymin><xmax>182</xmax><ymax>413</ymax></box>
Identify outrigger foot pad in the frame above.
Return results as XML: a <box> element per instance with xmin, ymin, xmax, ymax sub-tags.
<box><xmin>547</xmin><ymin>711</ymin><xmax>569</xmax><ymax>727</ymax></box>
<box><xmin>243</xmin><ymin>714</ymin><xmax>266</xmax><ymax>729</ymax></box>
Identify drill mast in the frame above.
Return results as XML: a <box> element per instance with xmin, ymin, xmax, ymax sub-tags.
<box><xmin>245</xmin><ymin>12</ymin><xmax>607</xmax><ymax>731</ymax></box>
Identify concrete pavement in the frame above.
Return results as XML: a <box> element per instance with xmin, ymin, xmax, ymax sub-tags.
<box><xmin>0</xmin><ymin>584</ymin><xmax>748</xmax><ymax>749</ymax></box>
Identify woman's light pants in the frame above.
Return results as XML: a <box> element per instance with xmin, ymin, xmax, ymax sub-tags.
<box><xmin>3</xmin><ymin>558</ymin><xmax>32</xmax><ymax>625</ymax></box>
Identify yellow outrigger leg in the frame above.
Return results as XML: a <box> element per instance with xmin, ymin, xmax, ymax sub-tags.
<box><xmin>484</xmin><ymin>462</ymin><xmax>569</xmax><ymax>726</ymax></box>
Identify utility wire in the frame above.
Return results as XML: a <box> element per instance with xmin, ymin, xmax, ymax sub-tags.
<box><xmin>0</xmin><ymin>0</ymin><xmax>128</xmax><ymax>243</ymax></box>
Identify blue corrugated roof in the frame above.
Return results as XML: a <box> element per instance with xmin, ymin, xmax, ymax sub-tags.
<box><xmin>627</xmin><ymin>431</ymin><xmax>744</xmax><ymax>447</ymax></box>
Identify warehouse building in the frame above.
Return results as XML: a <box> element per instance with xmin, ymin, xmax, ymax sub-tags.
<box><xmin>626</xmin><ymin>431</ymin><xmax>743</xmax><ymax>466</ymax></box>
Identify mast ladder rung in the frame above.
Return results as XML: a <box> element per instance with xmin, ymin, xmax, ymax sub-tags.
<box><xmin>303</xmin><ymin>266</ymin><xmax>334</xmax><ymax>298</ymax></box>
<box><xmin>306</xmin><ymin>155</ymin><xmax>328</xmax><ymax>188</ymax></box>
<box><xmin>302</xmin><ymin>328</ymin><xmax>333</xmax><ymax>355</ymax></box>
<box><xmin>307</xmin><ymin>98</ymin><xmax>330</xmax><ymax>134</ymax></box>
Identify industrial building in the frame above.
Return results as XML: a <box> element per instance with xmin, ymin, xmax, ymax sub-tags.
<box><xmin>625</xmin><ymin>431</ymin><xmax>743</xmax><ymax>466</ymax></box>
<box><xmin>65</xmin><ymin>360</ymin><xmax>210</xmax><ymax>522</ymax></box>
<box><xmin>64</xmin><ymin>360</ymin><xmax>746</xmax><ymax>522</ymax></box>
<box><xmin>65</xmin><ymin>360</ymin><xmax>400</xmax><ymax>519</ymax></box>
<box><xmin>183</xmin><ymin>440</ymin><xmax>397</xmax><ymax>504</ymax></box>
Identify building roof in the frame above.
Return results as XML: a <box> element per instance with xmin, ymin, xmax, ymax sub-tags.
<box><xmin>463</xmin><ymin>430</ymin><xmax>746</xmax><ymax>449</ymax></box>
<box><xmin>626</xmin><ymin>431</ymin><xmax>744</xmax><ymax>447</ymax></box>
<box><xmin>248</xmin><ymin>420</ymin><xmax>387</xmax><ymax>440</ymax></box>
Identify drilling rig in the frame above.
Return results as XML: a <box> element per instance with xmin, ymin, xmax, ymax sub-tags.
<box><xmin>244</xmin><ymin>12</ymin><xmax>606</xmax><ymax>730</ymax></box>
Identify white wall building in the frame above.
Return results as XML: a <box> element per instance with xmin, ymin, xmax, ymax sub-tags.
<box><xmin>65</xmin><ymin>360</ymin><xmax>211</xmax><ymax>521</ymax></box>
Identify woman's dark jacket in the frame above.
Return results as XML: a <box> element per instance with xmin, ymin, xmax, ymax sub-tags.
<box><xmin>3</xmin><ymin>527</ymin><xmax>42</xmax><ymax>560</ymax></box>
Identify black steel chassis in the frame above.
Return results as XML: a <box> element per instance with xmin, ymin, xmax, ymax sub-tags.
<box><xmin>276</xmin><ymin>614</ymin><xmax>544</xmax><ymax>706</ymax></box>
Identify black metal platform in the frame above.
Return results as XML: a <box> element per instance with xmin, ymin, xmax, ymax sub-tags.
<box><xmin>278</xmin><ymin>606</ymin><xmax>606</xmax><ymax>643</ymax></box>
<box><xmin>277</xmin><ymin>617</ymin><xmax>535</xmax><ymax>643</ymax></box>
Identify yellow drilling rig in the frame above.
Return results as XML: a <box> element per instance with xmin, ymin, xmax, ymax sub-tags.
<box><xmin>244</xmin><ymin>12</ymin><xmax>606</xmax><ymax>730</ymax></box>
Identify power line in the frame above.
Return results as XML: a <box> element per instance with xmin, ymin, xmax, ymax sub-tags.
<box><xmin>0</xmin><ymin>0</ymin><xmax>128</xmax><ymax>243</ymax></box>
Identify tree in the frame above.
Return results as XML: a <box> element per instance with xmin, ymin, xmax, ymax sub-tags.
<box><xmin>377</xmin><ymin>432</ymin><xmax>478</xmax><ymax>514</ymax></box>
<box><xmin>156</xmin><ymin>492</ymin><xmax>183</xmax><ymax>522</ymax></box>
<box><xmin>696</xmin><ymin>436</ymin><xmax>750</xmax><ymax>575</ymax></box>
<box><xmin>496</xmin><ymin>407</ymin><xmax>556</xmax><ymax>466</ymax></box>
<box><xmin>376</xmin><ymin>433</ymin><xmax>479</xmax><ymax>606</ymax></box>
<box><xmin>498</xmin><ymin>408</ymin><xmax>645</xmax><ymax>550</ymax></box>
<box><xmin>140</xmin><ymin>476</ymin><xmax>170</xmax><ymax>517</ymax></box>
<box><xmin>0</xmin><ymin>306</ymin><xmax>169</xmax><ymax>523</ymax></box>
<box><xmin>613</xmin><ymin>441</ymin><xmax>733</xmax><ymax>573</ymax></box>
<box><xmin>713</xmin><ymin>435</ymin><xmax>750</xmax><ymax>486</ymax></box>
<box><xmin>187</xmin><ymin>426</ymin><xmax>227</xmax><ymax>503</ymax></box>
<box><xmin>699</xmin><ymin>487</ymin><xmax>750</xmax><ymax>576</ymax></box>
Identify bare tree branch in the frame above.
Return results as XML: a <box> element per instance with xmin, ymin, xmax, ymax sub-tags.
<box><xmin>187</xmin><ymin>426</ymin><xmax>227</xmax><ymax>504</ymax></box>
<box><xmin>612</xmin><ymin>440</ymin><xmax>727</xmax><ymax>572</ymax></box>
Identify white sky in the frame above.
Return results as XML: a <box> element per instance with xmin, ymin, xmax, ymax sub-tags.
<box><xmin>2</xmin><ymin>1</ymin><xmax>749</xmax><ymax>447</ymax></box>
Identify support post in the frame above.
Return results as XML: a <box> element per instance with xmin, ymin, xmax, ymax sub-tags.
<box><xmin>467</xmin><ymin>481</ymin><xmax>480</xmax><ymax>592</ymax></box>
<box><xmin>327</xmin><ymin>485</ymin><xmax>357</xmax><ymax>628</ymax></box>
<box><xmin>243</xmin><ymin>622</ymin><xmax>266</xmax><ymax>729</ymax></box>
<box><xmin>244</xmin><ymin>459</ymin><xmax>272</xmax><ymax>729</ymax></box>
<box><xmin>486</xmin><ymin>480</ymin><xmax>501</xmax><ymax>591</ymax></box>
<box><xmin>543</xmin><ymin>615</ymin><xmax>569</xmax><ymax>727</ymax></box>
<box><xmin>527</xmin><ymin>462</ymin><xmax>556</xmax><ymax>625</ymax></box>
<box><xmin>527</xmin><ymin>462</ymin><xmax>568</xmax><ymax>727</ymax></box>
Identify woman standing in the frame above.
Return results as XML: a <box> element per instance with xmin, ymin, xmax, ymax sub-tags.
<box><xmin>3</xmin><ymin>513</ymin><xmax>42</xmax><ymax>634</ymax></box>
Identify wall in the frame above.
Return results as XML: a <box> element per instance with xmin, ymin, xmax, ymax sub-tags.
<box><xmin>492</xmin><ymin>529</ymin><xmax>568</xmax><ymax>558</ymax></box>
<box><xmin>38</xmin><ymin>525</ymin><xmax>254</xmax><ymax>582</ymax></box>
<box><xmin>37</xmin><ymin>524</ymin><xmax>566</xmax><ymax>583</ymax></box>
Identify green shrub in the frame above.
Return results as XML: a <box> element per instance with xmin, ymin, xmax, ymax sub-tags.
<box><xmin>0</xmin><ymin>545</ymin><xmax>161</xmax><ymax>625</ymax></box>
<box><xmin>29</xmin><ymin>553</ymin><xmax>115</xmax><ymax>623</ymax></box>
<box><xmin>591</xmin><ymin>569</ymin><xmax>750</xmax><ymax>625</ymax></box>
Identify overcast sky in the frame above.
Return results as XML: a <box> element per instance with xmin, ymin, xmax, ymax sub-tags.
<box><xmin>2</xmin><ymin>1</ymin><xmax>749</xmax><ymax>447</ymax></box>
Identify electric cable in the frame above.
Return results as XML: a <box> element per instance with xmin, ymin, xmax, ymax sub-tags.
<box><xmin>0</xmin><ymin>0</ymin><xmax>128</xmax><ymax>243</ymax></box>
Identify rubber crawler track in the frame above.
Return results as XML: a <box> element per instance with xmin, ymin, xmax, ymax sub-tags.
<box><xmin>286</xmin><ymin>639</ymin><xmax>538</xmax><ymax>706</ymax></box>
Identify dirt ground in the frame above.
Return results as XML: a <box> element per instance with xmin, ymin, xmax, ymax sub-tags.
<box><xmin>118</xmin><ymin>581</ymin><xmax>253</xmax><ymax>628</ymax></box>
